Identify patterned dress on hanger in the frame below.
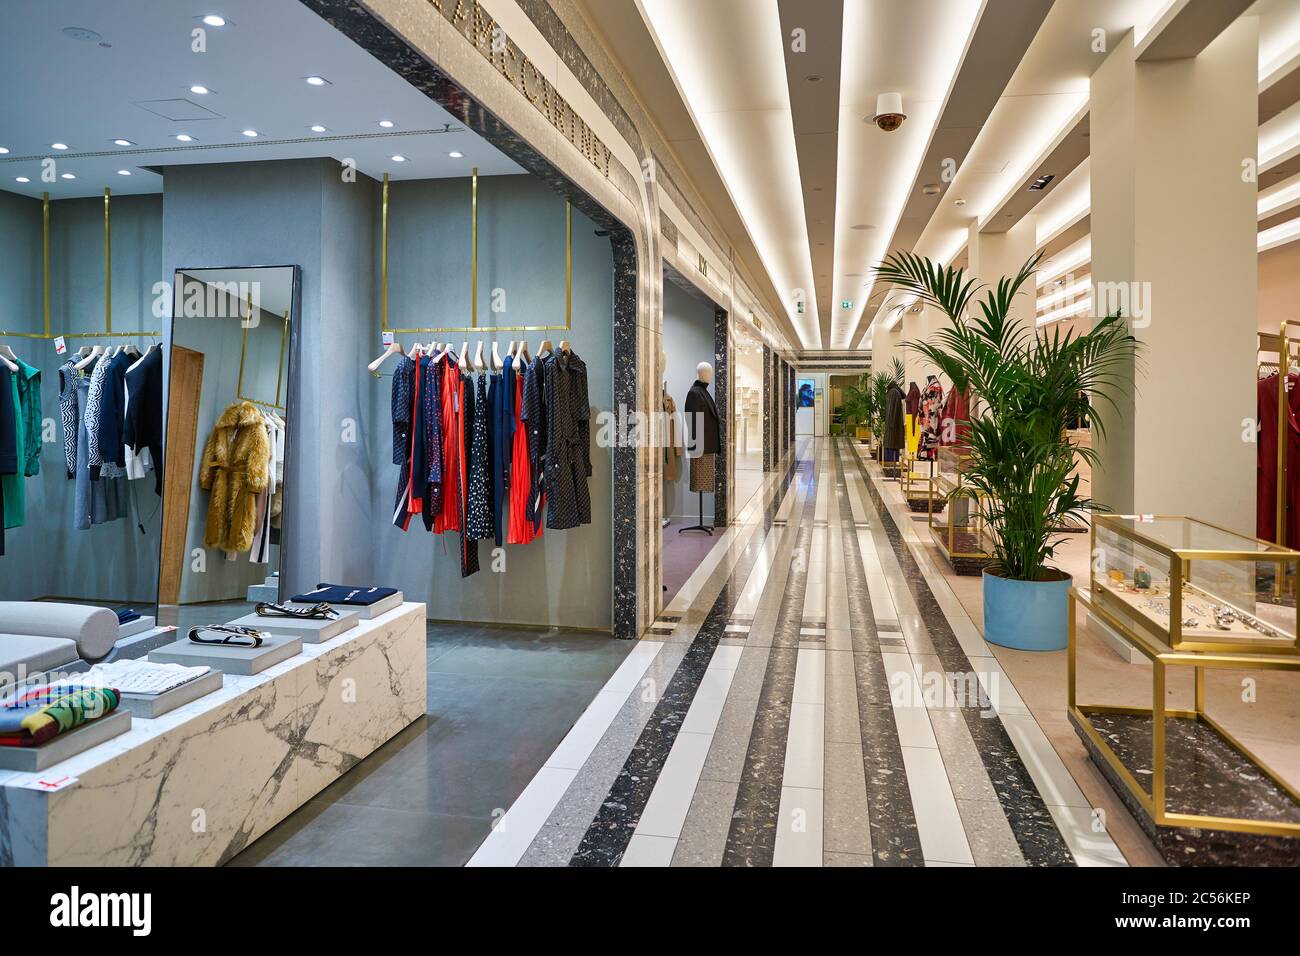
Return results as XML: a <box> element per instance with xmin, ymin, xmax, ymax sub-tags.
<box><xmin>466</xmin><ymin>373</ymin><xmax>492</xmax><ymax>540</ymax></box>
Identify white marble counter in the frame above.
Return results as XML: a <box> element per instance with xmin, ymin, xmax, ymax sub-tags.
<box><xmin>0</xmin><ymin>602</ymin><xmax>427</xmax><ymax>866</ymax></box>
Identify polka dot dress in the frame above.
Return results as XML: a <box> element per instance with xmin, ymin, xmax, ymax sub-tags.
<box><xmin>466</xmin><ymin>373</ymin><xmax>493</xmax><ymax>541</ymax></box>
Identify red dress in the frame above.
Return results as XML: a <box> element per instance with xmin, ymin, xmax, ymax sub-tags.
<box><xmin>508</xmin><ymin>372</ymin><xmax>539</xmax><ymax>544</ymax></box>
<box><xmin>1257</xmin><ymin>372</ymin><xmax>1300</xmax><ymax>546</ymax></box>
<box><xmin>437</xmin><ymin>356</ymin><xmax>465</xmax><ymax>534</ymax></box>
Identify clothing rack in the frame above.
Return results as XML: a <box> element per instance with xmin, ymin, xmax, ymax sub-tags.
<box><xmin>1259</xmin><ymin>320</ymin><xmax>1300</xmax><ymax>550</ymax></box>
<box><xmin>0</xmin><ymin>188</ymin><xmax>159</xmax><ymax>342</ymax></box>
<box><xmin>378</xmin><ymin>168</ymin><xmax>574</xmax><ymax>336</ymax></box>
<box><xmin>236</xmin><ymin>300</ymin><xmax>289</xmax><ymax>412</ymax></box>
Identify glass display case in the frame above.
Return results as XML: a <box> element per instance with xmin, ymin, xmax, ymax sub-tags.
<box><xmin>927</xmin><ymin>446</ymin><xmax>991</xmax><ymax>575</ymax></box>
<box><xmin>1091</xmin><ymin>514</ymin><xmax>1300</xmax><ymax>654</ymax></box>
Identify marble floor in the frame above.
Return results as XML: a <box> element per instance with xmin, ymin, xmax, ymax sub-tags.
<box><xmin>468</xmin><ymin>437</ymin><xmax>1130</xmax><ymax>867</ymax></box>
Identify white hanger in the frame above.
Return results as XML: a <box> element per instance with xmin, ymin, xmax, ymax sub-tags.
<box><xmin>538</xmin><ymin>338</ymin><xmax>553</xmax><ymax>356</ymax></box>
<box><xmin>0</xmin><ymin>345</ymin><xmax>17</xmax><ymax>373</ymax></box>
<box><xmin>458</xmin><ymin>341</ymin><xmax>470</xmax><ymax>370</ymax></box>
<box><xmin>75</xmin><ymin>345</ymin><xmax>104</xmax><ymax>371</ymax></box>
<box><xmin>518</xmin><ymin>339</ymin><xmax>531</xmax><ymax>362</ymax></box>
<box><xmin>127</xmin><ymin>343</ymin><xmax>155</xmax><ymax>374</ymax></box>
<box><xmin>368</xmin><ymin>341</ymin><xmax>402</xmax><ymax>373</ymax></box>
<box><xmin>491</xmin><ymin>342</ymin><xmax>503</xmax><ymax>371</ymax></box>
<box><xmin>506</xmin><ymin>340</ymin><xmax>516</xmax><ymax>358</ymax></box>
<box><xmin>473</xmin><ymin>341</ymin><xmax>485</xmax><ymax>371</ymax></box>
<box><xmin>559</xmin><ymin>339</ymin><xmax>571</xmax><ymax>354</ymax></box>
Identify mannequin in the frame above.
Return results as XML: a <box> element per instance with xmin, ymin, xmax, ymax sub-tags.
<box><xmin>682</xmin><ymin>361</ymin><xmax>720</xmax><ymax>534</ymax></box>
<box><xmin>660</xmin><ymin>348</ymin><xmax>679</xmax><ymax>528</ymax></box>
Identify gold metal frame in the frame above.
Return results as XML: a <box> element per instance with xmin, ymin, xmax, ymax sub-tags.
<box><xmin>1069</xmin><ymin>586</ymin><xmax>1300</xmax><ymax>838</ymax></box>
<box><xmin>927</xmin><ymin>454</ymin><xmax>993</xmax><ymax>563</ymax></box>
<box><xmin>0</xmin><ymin>188</ymin><xmax>160</xmax><ymax>342</ymax></box>
<box><xmin>236</xmin><ymin>302</ymin><xmax>290</xmax><ymax>412</ymax></box>
<box><xmin>379</xmin><ymin>168</ymin><xmax>574</xmax><ymax>336</ymax></box>
<box><xmin>1091</xmin><ymin>513</ymin><xmax>1300</xmax><ymax>654</ymax></box>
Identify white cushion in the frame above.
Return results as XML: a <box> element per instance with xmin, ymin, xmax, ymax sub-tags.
<box><xmin>0</xmin><ymin>634</ymin><xmax>80</xmax><ymax>685</ymax></box>
<box><xmin>0</xmin><ymin>602</ymin><xmax>119</xmax><ymax>661</ymax></box>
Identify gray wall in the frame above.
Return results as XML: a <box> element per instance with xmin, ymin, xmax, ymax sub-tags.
<box><xmin>0</xmin><ymin>191</ymin><xmax>163</xmax><ymax>604</ymax></box>
<box><xmin>662</xmin><ymin>278</ymin><xmax>716</xmax><ymax>523</ymax></box>
<box><xmin>161</xmin><ymin>159</ymin><xmax>378</xmax><ymax>600</ymax></box>
<box><xmin>369</xmin><ymin>176</ymin><xmax>614</xmax><ymax>630</ymax></box>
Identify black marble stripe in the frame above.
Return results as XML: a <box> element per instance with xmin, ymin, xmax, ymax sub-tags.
<box><xmin>568</xmin><ymin>451</ymin><xmax>802</xmax><ymax>866</ymax></box>
<box><xmin>844</xmin><ymin>441</ymin><xmax>1076</xmax><ymax>866</ymax></box>
<box><xmin>831</xmin><ymin>446</ymin><xmax>924</xmax><ymax>865</ymax></box>
<box><xmin>721</xmin><ymin>451</ymin><xmax>818</xmax><ymax>866</ymax></box>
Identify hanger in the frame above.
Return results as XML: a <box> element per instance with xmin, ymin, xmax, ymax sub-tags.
<box><xmin>506</xmin><ymin>340</ymin><xmax>516</xmax><ymax>358</ymax></box>
<box><xmin>127</xmin><ymin>343</ymin><xmax>155</xmax><ymax>373</ymax></box>
<box><xmin>0</xmin><ymin>345</ymin><xmax>17</xmax><ymax>373</ymax></box>
<box><xmin>369</xmin><ymin>341</ymin><xmax>402</xmax><ymax>373</ymax></box>
<box><xmin>537</xmin><ymin>338</ymin><xmax>553</xmax><ymax>356</ymax></box>
<box><xmin>491</xmin><ymin>341</ymin><xmax>502</xmax><ymax>371</ymax></box>
<box><xmin>122</xmin><ymin>343</ymin><xmax>142</xmax><ymax>359</ymax></box>
<box><xmin>458</xmin><ymin>341</ymin><xmax>470</xmax><ymax>370</ymax></box>
<box><xmin>518</xmin><ymin>339</ymin><xmax>531</xmax><ymax>361</ymax></box>
<box><xmin>75</xmin><ymin>345</ymin><xmax>104</xmax><ymax>371</ymax></box>
<box><xmin>559</xmin><ymin>339</ymin><xmax>571</xmax><ymax>354</ymax></box>
<box><xmin>473</xmin><ymin>341</ymin><xmax>485</xmax><ymax>371</ymax></box>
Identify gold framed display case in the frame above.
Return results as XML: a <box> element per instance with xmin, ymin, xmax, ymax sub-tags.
<box><xmin>1069</xmin><ymin>585</ymin><xmax>1300</xmax><ymax>845</ymax></box>
<box><xmin>900</xmin><ymin>452</ymin><xmax>944</xmax><ymax>515</ymax></box>
<box><xmin>927</xmin><ymin>446</ymin><xmax>991</xmax><ymax>575</ymax></box>
<box><xmin>1091</xmin><ymin>515</ymin><xmax>1300</xmax><ymax>655</ymax></box>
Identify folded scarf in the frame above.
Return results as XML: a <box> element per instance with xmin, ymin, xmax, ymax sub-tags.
<box><xmin>0</xmin><ymin>687</ymin><xmax>120</xmax><ymax>747</ymax></box>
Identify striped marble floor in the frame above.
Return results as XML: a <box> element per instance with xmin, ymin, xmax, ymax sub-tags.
<box><xmin>468</xmin><ymin>438</ymin><xmax>1127</xmax><ymax>867</ymax></box>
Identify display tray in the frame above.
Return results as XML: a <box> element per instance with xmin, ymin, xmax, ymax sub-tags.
<box><xmin>148</xmin><ymin>633</ymin><xmax>303</xmax><ymax>675</ymax></box>
<box><xmin>1094</xmin><ymin>580</ymin><xmax>1295</xmax><ymax>650</ymax></box>
<box><xmin>1071</xmin><ymin>708</ymin><xmax>1300</xmax><ymax>864</ymax></box>
<box><xmin>117</xmin><ymin>616</ymin><xmax>157</xmax><ymax>639</ymax></box>
<box><xmin>116</xmin><ymin>670</ymin><xmax>224</xmax><ymax>719</ymax></box>
<box><xmin>0</xmin><ymin>710</ymin><xmax>132</xmax><ymax>773</ymax></box>
<box><xmin>288</xmin><ymin>591</ymin><xmax>402</xmax><ymax>621</ymax></box>
<box><xmin>226</xmin><ymin>610</ymin><xmax>359</xmax><ymax>643</ymax></box>
<box><xmin>928</xmin><ymin>526</ymin><xmax>991</xmax><ymax>576</ymax></box>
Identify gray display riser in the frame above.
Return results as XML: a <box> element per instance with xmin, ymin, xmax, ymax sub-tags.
<box><xmin>287</xmin><ymin>592</ymin><xmax>402</xmax><ymax>621</ymax></box>
<box><xmin>148</xmin><ymin>634</ymin><xmax>303</xmax><ymax>676</ymax></box>
<box><xmin>246</xmin><ymin>582</ymin><xmax>279</xmax><ymax>602</ymax></box>
<box><xmin>117</xmin><ymin>616</ymin><xmax>156</xmax><ymax>639</ymax></box>
<box><xmin>225</xmin><ymin>610</ymin><xmax>359</xmax><ymax>643</ymax></box>
<box><xmin>117</xmin><ymin>670</ymin><xmax>225</xmax><ymax>719</ymax></box>
<box><xmin>0</xmin><ymin>710</ymin><xmax>133</xmax><ymax>772</ymax></box>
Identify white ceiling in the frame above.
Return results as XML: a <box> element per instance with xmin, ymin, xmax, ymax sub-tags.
<box><xmin>0</xmin><ymin>0</ymin><xmax>522</xmax><ymax>201</ymax></box>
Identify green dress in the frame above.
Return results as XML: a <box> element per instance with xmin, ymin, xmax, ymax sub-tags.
<box><xmin>2</xmin><ymin>373</ymin><xmax>22</xmax><ymax>529</ymax></box>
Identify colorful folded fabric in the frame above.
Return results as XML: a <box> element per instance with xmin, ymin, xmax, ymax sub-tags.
<box><xmin>291</xmin><ymin>584</ymin><xmax>398</xmax><ymax>606</ymax></box>
<box><xmin>0</xmin><ymin>687</ymin><xmax>120</xmax><ymax>747</ymax></box>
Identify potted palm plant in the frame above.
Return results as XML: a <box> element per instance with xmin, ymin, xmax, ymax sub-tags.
<box><xmin>872</xmin><ymin>250</ymin><xmax>1138</xmax><ymax>651</ymax></box>
<box><xmin>839</xmin><ymin>375</ymin><xmax>873</xmax><ymax>442</ymax></box>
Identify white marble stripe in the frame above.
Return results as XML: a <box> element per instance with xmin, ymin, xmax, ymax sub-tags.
<box><xmin>619</xmin><ymin>833</ymin><xmax>678</xmax><ymax>867</ymax></box>
<box><xmin>802</xmin><ymin>525</ymin><xmax>828</xmax><ymax>625</ymax></box>
<box><xmin>901</xmin><ymin>746</ymin><xmax>975</xmax><ymax>866</ymax></box>
<box><xmin>466</xmin><ymin>641</ymin><xmax>664</xmax><ymax>867</ymax></box>
<box><xmin>773</xmin><ymin>785</ymin><xmax>824</xmax><ymax>867</ymax></box>
<box><xmin>634</xmin><ymin>731</ymin><xmax>715</xmax><ymax>839</ymax></box>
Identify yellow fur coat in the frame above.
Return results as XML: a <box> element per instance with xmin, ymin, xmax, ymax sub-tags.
<box><xmin>199</xmin><ymin>400</ymin><xmax>271</xmax><ymax>552</ymax></box>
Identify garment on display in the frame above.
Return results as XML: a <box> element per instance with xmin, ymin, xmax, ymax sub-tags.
<box><xmin>681</xmin><ymin>365</ymin><xmax>720</xmax><ymax>534</ymax></box>
<box><xmin>0</xmin><ymin>685</ymin><xmax>121</xmax><ymax>748</ymax></box>
<box><xmin>883</xmin><ymin>380</ymin><xmax>906</xmax><ymax>459</ymax></box>
<box><xmin>1256</xmin><ymin>370</ymin><xmax>1300</xmax><ymax>546</ymax></box>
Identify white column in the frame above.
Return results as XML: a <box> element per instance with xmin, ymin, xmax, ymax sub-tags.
<box><xmin>967</xmin><ymin>215</ymin><xmax>1039</xmax><ymax>328</ymax></box>
<box><xmin>1090</xmin><ymin>22</ymin><xmax>1258</xmax><ymax>531</ymax></box>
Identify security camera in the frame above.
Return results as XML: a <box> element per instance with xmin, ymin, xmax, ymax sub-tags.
<box><xmin>870</xmin><ymin>92</ymin><xmax>906</xmax><ymax>132</ymax></box>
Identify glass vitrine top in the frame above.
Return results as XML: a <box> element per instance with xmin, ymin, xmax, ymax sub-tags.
<box><xmin>1100</xmin><ymin>515</ymin><xmax>1291</xmax><ymax>555</ymax></box>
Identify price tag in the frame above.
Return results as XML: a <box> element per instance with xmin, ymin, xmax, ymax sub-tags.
<box><xmin>382</xmin><ymin>331</ymin><xmax>394</xmax><ymax>347</ymax></box>
<box><xmin>13</xmin><ymin>773</ymin><xmax>78</xmax><ymax>793</ymax></box>
<box><xmin>54</xmin><ymin>336</ymin><xmax>66</xmax><ymax>355</ymax></box>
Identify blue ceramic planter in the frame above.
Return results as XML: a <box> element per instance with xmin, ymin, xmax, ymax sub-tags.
<box><xmin>982</xmin><ymin>569</ymin><xmax>1072</xmax><ymax>651</ymax></box>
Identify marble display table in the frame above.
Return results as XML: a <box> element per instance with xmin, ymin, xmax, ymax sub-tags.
<box><xmin>0</xmin><ymin>602</ymin><xmax>427</xmax><ymax>866</ymax></box>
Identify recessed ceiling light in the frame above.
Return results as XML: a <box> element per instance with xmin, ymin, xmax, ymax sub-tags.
<box><xmin>448</xmin><ymin>151</ymin><xmax>463</xmax><ymax>158</ymax></box>
<box><xmin>378</xmin><ymin>120</ymin><xmax>394</xmax><ymax>128</ymax></box>
<box><xmin>15</xmin><ymin>177</ymin><xmax>30</xmax><ymax>184</ymax></box>
<box><xmin>175</xmin><ymin>134</ymin><xmax>195</xmax><ymax>142</ymax></box>
<box><xmin>190</xmin><ymin>85</ymin><xmax>210</xmax><ymax>95</ymax></box>
<box><xmin>850</xmin><ymin>224</ymin><xmax>875</xmax><ymax>231</ymax></box>
<box><xmin>51</xmin><ymin>143</ymin><xmax>69</xmax><ymax>150</ymax></box>
<box><xmin>305</xmin><ymin>75</ymin><xmax>329</xmax><ymax>86</ymax></box>
<box><xmin>113</xmin><ymin>138</ymin><xmax>133</xmax><ymax>146</ymax></box>
<box><xmin>117</xmin><ymin>169</ymin><xmax>131</xmax><ymax>176</ymax></box>
<box><xmin>242</xmin><ymin>129</ymin><xmax>258</xmax><ymax>138</ymax></box>
<box><xmin>391</xmin><ymin>155</ymin><xmax>407</xmax><ymax>162</ymax></box>
<box><xmin>309</xmin><ymin>125</ymin><xmax>328</xmax><ymax>133</ymax></box>
<box><xmin>1028</xmin><ymin>173</ymin><xmax>1055</xmax><ymax>191</ymax></box>
<box><xmin>60</xmin><ymin>173</ymin><xmax>75</xmax><ymax>180</ymax></box>
<box><xmin>806</xmin><ymin>74</ymin><xmax>823</xmax><ymax>82</ymax></box>
<box><xmin>202</xmin><ymin>15</ymin><xmax>226</xmax><ymax>27</ymax></box>
<box><xmin>953</xmin><ymin>198</ymin><xmax>966</xmax><ymax>206</ymax></box>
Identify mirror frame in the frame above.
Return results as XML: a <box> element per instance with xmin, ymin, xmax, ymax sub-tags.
<box><xmin>160</xmin><ymin>263</ymin><xmax>302</xmax><ymax>606</ymax></box>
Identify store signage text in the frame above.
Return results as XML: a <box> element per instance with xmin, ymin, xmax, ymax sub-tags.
<box><xmin>424</xmin><ymin>0</ymin><xmax>613</xmax><ymax>178</ymax></box>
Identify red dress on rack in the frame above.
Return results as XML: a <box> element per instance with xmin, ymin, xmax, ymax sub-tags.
<box><xmin>436</xmin><ymin>357</ymin><xmax>465</xmax><ymax>534</ymax></box>
<box><xmin>508</xmin><ymin>370</ymin><xmax>539</xmax><ymax>544</ymax></box>
<box><xmin>1256</xmin><ymin>372</ymin><xmax>1300</xmax><ymax>546</ymax></box>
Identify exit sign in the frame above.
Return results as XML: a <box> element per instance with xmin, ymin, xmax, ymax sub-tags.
<box><xmin>841</xmin><ymin>300</ymin><xmax>853</xmax><ymax>309</ymax></box>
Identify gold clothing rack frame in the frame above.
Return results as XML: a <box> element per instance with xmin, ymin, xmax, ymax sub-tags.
<box><xmin>0</xmin><ymin>188</ymin><xmax>160</xmax><ymax>342</ymax></box>
<box><xmin>236</xmin><ymin>298</ymin><xmax>290</xmax><ymax>413</ymax></box>
<box><xmin>378</xmin><ymin>169</ymin><xmax>573</xmax><ymax>336</ymax></box>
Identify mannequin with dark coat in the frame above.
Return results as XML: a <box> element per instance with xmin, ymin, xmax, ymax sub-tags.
<box><xmin>883</xmin><ymin>381</ymin><xmax>906</xmax><ymax>462</ymax></box>
<box><xmin>684</xmin><ymin>362</ymin><xmax>721</xmax><ymax>492</ymax></box>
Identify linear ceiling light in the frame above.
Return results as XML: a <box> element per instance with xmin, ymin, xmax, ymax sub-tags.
<box><xmin>640</xmin><ymin>0</ymin><xmax>819</xmax><ymax>348</ymax></box>
<box><xmin>839</xmin><ymin>0</ymin><xmax>984</xmax><ymax>349</ymax></box>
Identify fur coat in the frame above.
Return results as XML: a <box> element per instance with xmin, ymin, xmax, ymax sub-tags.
<box><xmin>200</xmin><ymin>400</ymin><xmax>270</xmax><ymax>552</ymax></box>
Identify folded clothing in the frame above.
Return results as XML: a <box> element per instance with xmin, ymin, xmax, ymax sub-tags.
<box><xmin>291</xmin><ymin>584</ymin><xmax>398</xmax><ymax>606</ymax></box>
<box><xmin>0</xmin><ymin>686</ymin><xmax>120</xmax><ymax>747</ymax></box>
<box><xmin>113</xmin><ymin>606</ymin><xmax>141</xmax><ymax>626</ymax></box>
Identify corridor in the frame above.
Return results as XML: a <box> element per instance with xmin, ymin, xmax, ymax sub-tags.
<box><xmin>468</xmin><ymin>438</ymin><xmax>1126</xmax><ymax>867</ymax></box>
